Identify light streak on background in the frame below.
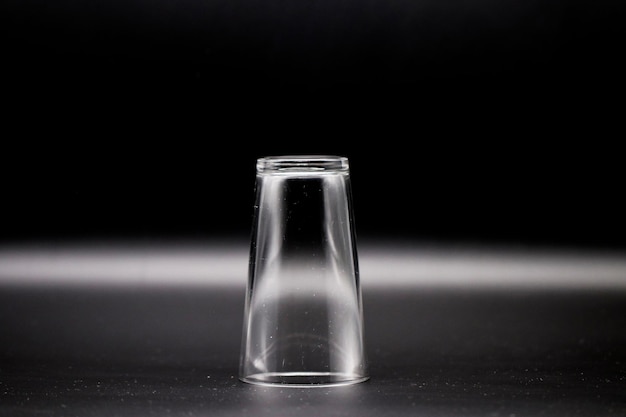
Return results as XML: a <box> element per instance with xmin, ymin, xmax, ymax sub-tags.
<box><xmin>1</xmin><ymin>240</ymin><xmax>625</xmax><ymax>290</ymax></box>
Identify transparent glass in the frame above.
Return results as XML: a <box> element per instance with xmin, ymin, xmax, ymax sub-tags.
<box><xmin>239</xmin><ymin>155</ymin><xmax>369</xmax><ymax>387</ymax></box>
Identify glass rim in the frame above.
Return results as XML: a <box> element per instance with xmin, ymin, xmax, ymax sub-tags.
<box><xmin>257</xmin><ymin>155</ymin><xmax>349</xmax><ymax>173</ymax></box>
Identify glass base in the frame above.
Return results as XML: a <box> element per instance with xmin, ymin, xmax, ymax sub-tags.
<box><xmin>240</xmin><ymin>372</ymin><xmax>369</xmax><ymax>388</ymax></box>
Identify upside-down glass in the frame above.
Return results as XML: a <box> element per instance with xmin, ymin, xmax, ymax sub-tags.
<box><xmin>239</xmin><ymin>155</ymin><xmax>369</xmax><ymax>387</ymax></box>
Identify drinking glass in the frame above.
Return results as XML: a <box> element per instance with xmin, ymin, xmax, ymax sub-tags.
<box><xmin>239</xmin><ymin>155</ymin><xmax>368</xmax><ymax>387</ymax></box>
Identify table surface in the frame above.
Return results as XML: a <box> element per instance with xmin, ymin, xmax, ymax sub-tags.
<box><xmin>1</xmin><ymin>243</ymin><xmax>625</xmax><ymax>416</ymax></box>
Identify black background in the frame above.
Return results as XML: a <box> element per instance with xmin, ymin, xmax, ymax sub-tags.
<box><xmin>2</xmin><ymin>0</ymin><xmax>624</xmax><ymax>249</ymax></box>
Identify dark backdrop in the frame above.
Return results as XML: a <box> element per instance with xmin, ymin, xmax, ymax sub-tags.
<box><xmin>2</xmin><ymin>0</ymin><xmax>624</xmax><ymax>249</ymax></box>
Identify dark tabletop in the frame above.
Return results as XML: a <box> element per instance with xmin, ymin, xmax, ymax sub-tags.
<box><xmin>1</xmin><ymin>245</ymin><xmax>625</xmax><ymax>416</ymax></box>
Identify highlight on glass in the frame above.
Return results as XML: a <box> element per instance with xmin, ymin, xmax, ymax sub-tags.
<box><xmin>239</xmin><ymin>155</ymin><xmax>369</xmax><ymax>387</ymax></box>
